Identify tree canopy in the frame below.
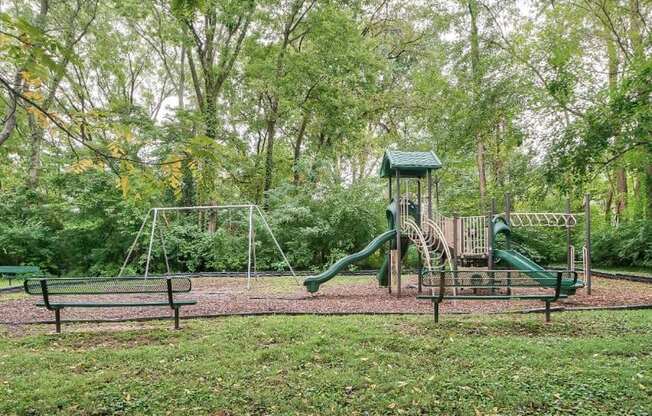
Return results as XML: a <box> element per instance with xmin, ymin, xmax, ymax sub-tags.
<box><xmin>1</xmin><ymin>0</ymin><xmax>650</xmax><ymax>274</ymax></box>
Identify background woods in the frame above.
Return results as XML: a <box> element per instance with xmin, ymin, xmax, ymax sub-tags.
<box><xmin>0</xmin><ymin>0</ymin><xmax>650</xmax><ymax>275</ymax></box>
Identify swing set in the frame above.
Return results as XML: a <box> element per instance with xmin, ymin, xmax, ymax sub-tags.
<box><xmin>118</xmin><ymin>204</ymin><xmax>296</xmax><ymax>289</ymax></box>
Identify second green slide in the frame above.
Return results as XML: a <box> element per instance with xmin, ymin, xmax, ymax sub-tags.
<box><xmin>303</xmin><ymin>229</ymin><xmax>396</xmax><ymax>293</ymax></box>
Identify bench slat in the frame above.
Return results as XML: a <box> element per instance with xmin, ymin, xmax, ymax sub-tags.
<box><xmin>24</xmin><ymin>277</ymin><xmax>192</xmax><ymax>295</ymax></box>
<box><xmin>417</xmin><ymin>294</ymin><xmax>568</xmax><ymax>301</ymax></box>
<box><xmin>36</xmin><ymin>300</ymin><xmax>197</xmax><ymax>308</ymax></box>
<box><xmin>0</xmin><ymin>266</ymin><xmax>40</xmax><ymax>275</ymax></box>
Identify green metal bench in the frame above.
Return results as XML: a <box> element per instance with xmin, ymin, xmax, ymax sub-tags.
<box><xmin>24</xmin><ymin>277</ymin><xmax>197</xmax><ymax>333</ymax></box>
<box><xmin>417</xmin><ymin>269</ymin><xmax>581</xmax><ymax>323</ymax></box>
<box><xmin>0</xmin><ymin>266</ymin><xmax>41</xmax><ymax>286</ymax></box>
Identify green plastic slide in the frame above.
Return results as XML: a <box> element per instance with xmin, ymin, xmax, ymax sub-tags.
<box><xmin>494</xmin><ymin>249</ymin><xmax>582</xmax><ymax>295</ymax></box>
<box><xmin>304</xmin><ymin>229</ymin><xmax>396</xmax><ymax>293</ymax></box>
<box><xmin>492</xmin><ymin>218</ymin><xmax>582</xmax><ymax>294</ymax></box>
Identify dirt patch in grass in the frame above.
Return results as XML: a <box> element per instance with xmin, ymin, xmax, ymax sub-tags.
<box><xmin>1</xmin><ymin>274</ymin><xmax>651</xmax><ymax>335</ymax></box>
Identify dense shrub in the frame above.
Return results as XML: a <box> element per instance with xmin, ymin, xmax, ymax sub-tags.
<box><xmin>592</xmin><ymin>220</ymin><xmax>652</xmax><ymax>268</ymax></box>
<box><xmin>0</xmin><ymin>174</ymin><xmax>389</xmax><ymax>275</ymax></box>
<box><xmin>1</xmin><ymin>169</ymin><xmax>649</xmax><ymax>275</ymax></box>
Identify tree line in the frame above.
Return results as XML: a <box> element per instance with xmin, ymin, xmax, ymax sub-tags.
<box><xmin>0</xmin><ymin>0</ymin><xmax>650</xmax><ymax>275</ymax></box>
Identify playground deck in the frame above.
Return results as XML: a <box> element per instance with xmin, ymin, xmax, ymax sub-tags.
<box><xmin>2</xmin><ymin>275</ymin><xmax>652</xmax><ymax>334</ymax></box>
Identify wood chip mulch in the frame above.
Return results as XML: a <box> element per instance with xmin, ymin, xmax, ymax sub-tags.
<box><xmin>2</xmin><ymin>275</ymin><xmax>652</xmax><ymax>333</ymax></box>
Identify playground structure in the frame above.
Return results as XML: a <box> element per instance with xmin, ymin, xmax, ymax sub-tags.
<box><xmin>304</xmin><ymin>150</ymin><xmax>589</xmax><ymax>319</ymax></box>
<box><xmin>119</xmin><ymin>204</ymin><xmax>296</xmax><ymax>289</ymax></box>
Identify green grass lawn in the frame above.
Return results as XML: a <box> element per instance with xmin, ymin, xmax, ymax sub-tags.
<box><xmin>1</xmin><ymin>311</ymin><xmax>651</xmax><ymax>415</ymax></box>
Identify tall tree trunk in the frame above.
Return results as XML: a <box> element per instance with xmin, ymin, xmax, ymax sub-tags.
<box><xmin>615</xmin><ymin>169</ymin><xmax>627</xmax><ymax>218</ymax></box>
<box><xmin>27</xmin><ymin>116</ymin><xmax>43</xmax><ymax>189</ymax></box>
<box><xmin>468</xmin><ymin>0</ymin><xmax>486</xmax><ymax>207</ymax></box>
<box><xmin>627</xmin><ymin>0</ymin><xmax>651</xmax><ymax>218</ymax></box>
<box><xmin>0</xmin><ymin>0</ymin><xmax>49</xmax><ymax>147</ymax></box>
<box><xmin>606</xmin><ymin>32</ymin><xmax>627</xmax><ymax>220</ymax></box>
<box><xmin>476</xmin><ymin>141</ymin><xmax>487</xmax><ymax>203</ymax></box>
<box><xmin>628</xmin><ymin>0</ymin><xmax>642</xmax><ymax>56</ymax></box>
<box><xmin>261</xmin><ymin>0</ymin><xmax>313</xmax><ymax>207</ymax></box>
<box><xmin>604</xmin><ymin>188</ymin><xmax>613</xmax><ymax>222</ymax></box>
<box><xmin>179</xmin><ymin>44</ymin><xmax>185</xmax><ymax>110</ymax></box>
<box><xmin>0</xmin><ymin>72</ymin><xmax>22</xmax><ymax>146</ymax></box>
<box><xmin>262</xmin><ymin>35</ymin><xmax>291</xmax><ymax>208</ymax></box>
<box><xmin>262</xmin><ymin>99</ymin><xmax>278</xmax><ymax>208</ymax></box>
<box><xmin>292</xmin><ymin>113</ymin><xmax>309</xmax><ymax>185</ymax></box>
<box><xmin>647</xmin><ymin>166</ymin><xmax>652</xmax><ymax>219</ymax></box>
<box><xmin>204</xmin><ymin>90</ymin><xmax>217</xmax><ymax>140</ymax></box>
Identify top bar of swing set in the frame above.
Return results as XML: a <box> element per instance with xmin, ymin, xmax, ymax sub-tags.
<box><xmin>153</xmin><ymin>204</ymin><xmax>258</xmax><ymax>211</ymax></box>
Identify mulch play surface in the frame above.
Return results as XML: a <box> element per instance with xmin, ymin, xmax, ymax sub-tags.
<box><xmin>2</xmin><ymin>275</ymin><xmax>652</xmax><ymax>332</ymax></box>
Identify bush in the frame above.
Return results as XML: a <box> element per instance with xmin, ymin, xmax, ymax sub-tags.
<box><xmin>592</xmin><ymin>220</ymin><xmax>652</xmax><ymax>268</ymax></box>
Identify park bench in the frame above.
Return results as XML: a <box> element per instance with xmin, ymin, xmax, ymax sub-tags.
<box><xmin>24</xmin><ymin>277</ymin><xmax>197</xmax><ymax>333</ymax></box>
<box><xmin>417</xmin><ymin>269</ymin><xmax>581</xmax><ymax>322</ymax></box>
<box><xmin>0</xmin><ymin>266</ymin><xmax>41</xmax><ymax>286</ymax></box>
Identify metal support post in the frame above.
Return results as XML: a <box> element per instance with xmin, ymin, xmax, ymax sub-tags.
<box><xmin>566</xmin><ymin>198</ymin><xmax>572</xmax><ymax>270</ymax></box>
<box><xmin>247</xmin><ymin>205</ymin><xmax>254</xmax><ymax>290</ymax></box>
<box><xmin>433</xmin><ymin>302</ymin><xmax>439</xmax><ymax>323</ymax></box>
<box><xmin>488</xmin><ymin>199</ymin><xmax>495</xmax><ymax>269</ymax></box>
<box><xmin>55</xmin><ymin>309</ymin><xmax>61</xmax><ymax>333</ymax></box>
<box><xmin>174</xmin><ymin>308</ymin><xmax>180</xmax><ymax>330</ymax></box>
<box><xmin>584</xmin><ymin>193</ymin><xmax>592</xmax><ymax>295</ymax></box>
<box><xmin>144</xmin><ymin>209</ymin><xmax>158</xmax><ymax>277</ymax></box>
<box><xmin>396</xmin><ymin>171</ymin><xmax>402</xmax><ymax>296</ymax></box>
<box><xmin>544</xmin><ymin>301</ymin><xmax>551</xmax><ymax>323</ymax></box>
<box><xmin>505</xmin><ymin>193</ymin><xmax>511</xmax><ymax>295</ymax></box>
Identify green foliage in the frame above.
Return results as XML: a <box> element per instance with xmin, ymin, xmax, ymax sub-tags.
<box><xmin>497</xmin><ymin>228</ymin><xmax>568</xmax><ymax>266</ymax></box>
<box><xmin>592</xmin><ymin>220</ymin><xmax>652</xmax><ymax>268</ymax></box>
<box><xmin>547</xmin><ymin>58</ymin><xmax>652</xmax><ymax>184</ymax></box>
<box><xmin>0</xmin><ymin>172</ymin><xmax>147</xmax><ymax>276</ymax></box>
<box><xmin>260</xmin><ymin>180</ymin><xmax>386</xmax><ymax>270</ymax></box>
<box><xmin>1</xmin><ymin>0</ymin><xmax>650</xmax><ymax>274</ymax></box>
<box><xmin>0</xmin><ymin>12</ymin><xmax>66</xmax><ymax>79</ymax></box>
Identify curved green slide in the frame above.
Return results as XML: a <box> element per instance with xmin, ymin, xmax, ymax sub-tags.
<box><xmin>303</xmin><ymin>229</ymin><xmax>396</xmax><ymax>293</ymax></box>
<box><xmin>493</xmin><ymin>218</ymin><xmax>583</xmax><ymax>295</ymax></box>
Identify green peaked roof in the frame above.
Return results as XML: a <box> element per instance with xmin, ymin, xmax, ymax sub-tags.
<box><xmin>379</xmin><ymin>150</ymin><xmax>442</xmax><ymax>178</ymax></box>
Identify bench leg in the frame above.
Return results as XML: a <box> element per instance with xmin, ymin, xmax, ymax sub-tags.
<box><xmin>544</xmin><ymin>301</ymin><xmax>551</xmax><ymax>323</ymax></box>
<box><xmin>174</xmin><ymin>307</ymin><xmax>180</xmax><ymax>330</ymax></box>
<box><xmin>54</xmin><ymin>309</ymin><xmax>61</xmax><ymax>333</ymax></box>
<box><xmin>433</xmin><ymin>302</ymin><xmax>439</xmax><ymax>323</ymax></box>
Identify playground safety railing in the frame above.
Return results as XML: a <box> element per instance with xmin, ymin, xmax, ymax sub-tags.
<box><xmin>421</xmin><ymin>269</ymin><xmax>578</xmax><ymax>295</ymax></box>
<box><xmin>429</xmin><ymin>211</ymin><xmax>488</xmax><ymax>257</ymax></box>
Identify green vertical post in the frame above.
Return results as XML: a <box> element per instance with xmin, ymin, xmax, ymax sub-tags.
<box><xmin>396</xmin><ymin>170</ymin><xmax>402</xmax><ymax>297</ymax></box>
<box><xmin>504</xmin><ymin>193</ymin><xmax>511</xmax><ymax>249</ymax></box>
<box><xmin>427</xmin><ymin>169</ymin><xmax>433</xmax><ymax>219</ymax></box>
<box><xmin>417</xmin><ymin>179</ymin><xmax>422</xmax><ymax>226</ymax></box>
<box><xmin>504</xmin><ymin>193</ymin><xmax>511</xmax><ymax>295</ymax></box>
<box><xmin>566</xmin><ymin>198</ymin><xmax>572</xmax><ymax>271</ymax></box>
<box><xmin>452</xmin><ymin>214</ymin><xmax>459</xmax><ymax>268</ymax></box>
<box><xmin>584</xmin><ymin>193</ymin><xmax>592</xmax><ymax>295</ymax></box>
<box><xmin>388</xmin><ymin>176</ymin><xmax>393</xmax><ymax>291</ymax></box>
<box><xmin>417</xmin><ymin>178</ymin><xmax>422</xmax><ymax>293</ymax></box>
<box><xmin>488</xmin><ymin>198</ymin><xmax>496</xmax><ymax>291</ymax></box>
<box><xmin>488</xmin><ymin>199</ymin><xmax>495</xmax><ymax>270</ymax></box>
